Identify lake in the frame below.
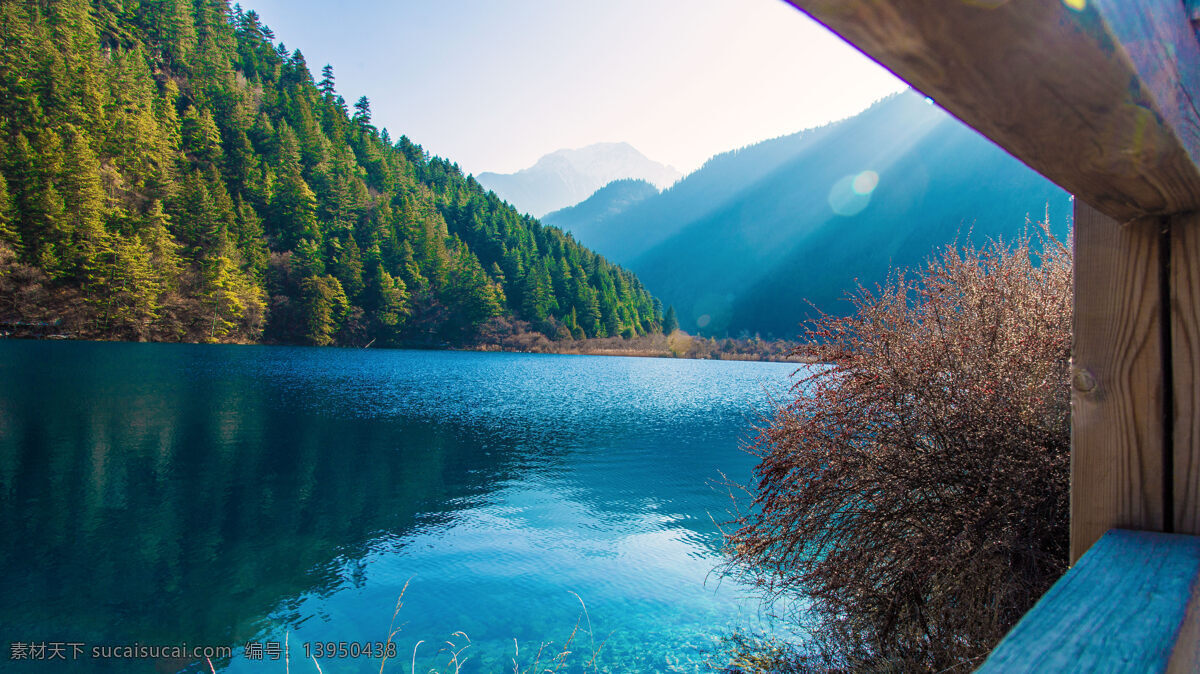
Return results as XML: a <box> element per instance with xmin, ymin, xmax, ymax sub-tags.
<box><xmin>0</xmin><ymin>341</ymin><xmax>799</xmax><ymax>672</ymax></box>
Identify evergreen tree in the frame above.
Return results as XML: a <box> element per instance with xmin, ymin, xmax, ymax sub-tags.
<box><xmin>293</xmin><ymin>238</ymin><xmax>325</xmax><ymax>277</ymax></box>
<box><xmin>59</xmin><ymin>124</ymin><xmax>107</xmax><ymax>280</ymax></box>
<box><xmin>572</xmin><ymin>273</ymin><xmax>602</xmax><ymax>337</ymax></box>
<box><xmin>181</xmin><ymin>105</ymin><xmax>223</xmax><ymax>164</ymax></box>
<box><xmin>520</xmin><ymin>260</ymin><xmax>553</xmax><ymax>323</ymax></box>
<box><xmin>7</xmin><ymin>132</ymin><xmax>66</xmax><ymax>272</ymax></box>
<box><xmin>233</xmin><ymin>196</ymin><xmax>268</xmax><ymax>278</ymax></box>
<box><xmin>270</xmin><ymin>124</ymin><xmax>320</xmax><ymax>247</ymax></box>
<box><xmin>95</xmin><ymin>233</ymin><xmax>162</xmax><ymax>337</ymax></box>
<box><xmin>318</xmin><ymin>64</ymin><xmax>335</xmax><ymax>98</ymax></box>
<box><xmin>663</xmin><ymin>305</ymin><xmax>679</xmax><ymax>334</ymax></box>
<box><xmin>138</xmin><ymin>200</ymin><xmax>184</xmax><ymax>292</ymax></box>
<box><xmin>366</xmin><ymin>259</ymin><xmax>409</xmax><ymax>340</ymax></box>
<box><xmin>299</xmin><ymin>274</ymin><xmax>348</xmax><ymax>345</ymax></box>
<box><xmin>352</xmin><ymin>96</ymin><xmax>371</xmax><ymax>126</ymax></box>
<box><xmin>329</xmin><ymin>234</ymin><xmax>364</xmax><ymax>300</ymax></box>
<box><xmin>0</xmin><ymin>172</ymin><xmax>19</xmax><ymax>249</ymax></box>
<box><xmin>203</xmin><ymin>253</ymin><xmax>266</xmax><ymax>341</ymax></box>
<box><xmin>0</xmin><ymin>0</ymin><xmax>663</xmax><ymax>347</ymax></box>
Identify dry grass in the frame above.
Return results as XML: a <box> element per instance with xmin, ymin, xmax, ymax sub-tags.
<box><xmin>273</xmin><ymin>582</ymin><xmax>607</xmax><ymax>674</ymax></box>
<box><xmin>465</xmin><ymin>316</ymin><xmax>804</xmax><ymax>362</ymax></box>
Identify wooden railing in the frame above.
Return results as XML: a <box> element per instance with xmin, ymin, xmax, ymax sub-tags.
<box><xmin>978</xmin><ymin>530</ymin><xmax>1200</xmax><ymax>672</ymax></box>
<box><xmin>782</xmin><ymin>0</ymin><xmax>1200</xmax><ymax>560</ymax></box>
<box><xmin>776</xmin><ymin>1</ymin><xmax>1200</xmax><ymax>669</ymax></box>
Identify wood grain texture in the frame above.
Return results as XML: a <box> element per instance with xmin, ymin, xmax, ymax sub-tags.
<box><xmin>1168</xmin><ymin>567</ymin><xmax>1200</xmax><ymax>674</ymax></box>
<box><xmin>786</xmin><ymin>0</ymin><xmax>1200</xmax><ymax>221</ymax></box>
<box><xmin>979</xmin><ymin>529</ymin><xmax>1200</xmax><ymax>672</ymax></box>
<box><xmin>1071</xmin><ymin>200</ymin><xmax>1164</xmax><ymax>562</ymax></box>
<box><xmin>1173</xmin><ymin>212</ymin><xmax>1200</xmax><ymax>535</ymax></box>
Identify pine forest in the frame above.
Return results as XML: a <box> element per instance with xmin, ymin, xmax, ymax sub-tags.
<box><xmin>0</xmin><ymin>0</ymin><xmax>663</xmax><ymax>346</ymax></box>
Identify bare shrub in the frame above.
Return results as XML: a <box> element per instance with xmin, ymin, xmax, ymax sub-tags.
<box><xmin>724</xmin><ymin>225</ymin><xmax>1072</xmax><ymax>671</ymax></box>
<box><xmin>0</xmin><ymin>241</ymin><xmax>92</xmax><ymax>335</ymax></box>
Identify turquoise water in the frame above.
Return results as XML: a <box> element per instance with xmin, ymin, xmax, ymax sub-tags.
<box><xmin>0</xmin><ymin>341</ymin><xmax>798</xmax><ymax>672</ymax></box>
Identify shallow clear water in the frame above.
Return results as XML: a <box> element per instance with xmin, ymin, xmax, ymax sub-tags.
<box><xmin>0</xmin><ymin>341</ymin><xmax>798</xmax><ymax>672</ymax></box>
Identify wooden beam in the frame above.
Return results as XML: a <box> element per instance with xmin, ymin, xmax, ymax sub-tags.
<box><xmin>1071</xmin><ymin>200</ymin><xmax>1165</xmax><ymax>561</ymax></box>
<box><xmin>786</xmin><ymin>0</ymin><xmax>1200</xmax><ymax>221</ymax></box>
<box><xmin>978</xmin><ymin>529</ymin><xmax>1200</xmax><ymax>672</ymax></box>
<box><xmin>1173</xmin><ymin>212</ymin><xmax>1200</xmax><ymax>535</ymax></box>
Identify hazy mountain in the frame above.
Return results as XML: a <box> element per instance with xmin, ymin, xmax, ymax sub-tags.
<box><xmin>541</xmin><ymin>178</ymin><xmax>659</xmax><ymax>238</ymax></box>
<box><xmin>476</xmin><ymin>142</ymin><xmax>681</xmax><ymax>217</ymax></box>
<box><xmin>574</xmin><ymin>91</ymin><xmax>1072</xmax><ymax>339</ymax></box>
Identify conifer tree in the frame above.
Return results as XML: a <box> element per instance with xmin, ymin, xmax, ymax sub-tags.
<box><xmin>521</xmin><ymin>261</ymin><xmax>553</xmax><ymax>323</ymax></box>
<box><xmin>352</xmin><ymin>96</ymin><xmax>372</xmax><ymax>132</ymax></box>
<box><xmin>7</xmin><ymin>132</ymin><xmax>66</xmax><ymax>271</ymax></box>
<box><xmin>152</xmin><ymin>0</ymin><xmax>198</xmax><ymax>70</ymax></box>
<box><xmin>0</xmin><ymin>0</ymin><xmax>663</xmax><ymax>346</ymax></box>
<box><xmin>59</xmin><ymin>124</ymin><xmax>107</xmax><ymax>280</ymax></box>
<box><xmin>47</xmin><ymin>0</ymin><xmax>106</xmax><ymax>133</ymax></box>
<box><xmin>366</xmin><ymin>259</ymin><xmax>409</xmax><ymax>339</ymax></box>
<box><xmin>299</xmin><ymin>274</ymin><xmax>348</xmax><ymax>345</ymax></box>
<box><xmin>233</xmin><ymin>197</ymin><xmax>267</xmax><ymax>278</ymax></box>
<box><xmin>329</xmin><ymin>234</ymin><xmax>365</xmax><ymax>300</ymax></box>
<box><xmin>663</xmin><ymin>305</ymin><xmax>679</xmax><ymax>334</ymax></box>
<box><xmin>270</xmin><ymin>124</ymin><xmax>320</xmax><ymax>247</ymax></box>
<box><xmin>138</xmin><ymin>200</ymin><xmax>184</xmax><ymax>292</ymax></box>
<box><xmin>97</xmin><ymin>233</ymin><xmax>162</xmax><ymax>337</ymax></box>
<box><xmin>181</xmin><ymin>105</ymin><xmax>224</xmax><ymax>165</ymax></box>
<box><xmin>0</xmin><ymin>172</ymin><xmax>19</xmax><ymax>250</ymax></box>
<box><xmin>318</xmin><ymin>64</ymin><xmax>335</xmax><ymax>99</ymax></box>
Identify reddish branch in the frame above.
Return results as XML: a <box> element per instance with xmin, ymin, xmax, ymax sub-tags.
<box><xmin>725</xmin><ymin>225</ymin><xmax>1071</xmax><ymax>671</ymax></box>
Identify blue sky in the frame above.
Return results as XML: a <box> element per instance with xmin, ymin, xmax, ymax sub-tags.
<box><xmin>239</xmin><ymin>0</ymin><xmax>906</xmax><ymax>176</ymax></box>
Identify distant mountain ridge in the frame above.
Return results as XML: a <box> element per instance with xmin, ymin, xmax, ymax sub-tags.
<box><xmin>541</xmin><ymin>178</ymin><xmax>659</xmax><ymax>236</ymax></box>
<box><xmin>565</xmin><ymin>92</ymin><xmax>1072</xmax><ymax>338</ymax></box>
<box><xmin>476</xmin><ymin>142</ymin><xmax>681</xmax><ymax>217</ymax></box>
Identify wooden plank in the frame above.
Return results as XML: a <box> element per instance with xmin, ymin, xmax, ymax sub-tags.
<box><xmin>785</xmin><ymin>0</ymin><xmax>1200</xmax><ymax>221</ymax></box>
<box><xmin>1174</xmin><ymin>212</ymin><xmax>1200</xmax><ymax>535</ymax></box>
<box><xmin>1169</xmin><ymin>569</ymin><xmax>1200</xmax><ymax>674</ymax></box>
<box><xmin>978</xmin><ymin>529</ymin><xmax>1200</xmax><ymax>672</ymax></box>
<box><xmin>1071</xmin><ymin>200</ymin><xmax>1164</xmax><ymax>562</ymax></box>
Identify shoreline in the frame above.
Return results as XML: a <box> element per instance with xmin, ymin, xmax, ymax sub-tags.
<box><xmin>0</xmin><ymin>331</ymin><xmax>816</xmax><ymax>363</ymax></box>
<box><xmin>458</xmin><ymin>342</ymin><xmax>816</xmax><ymax>363</ymax></box>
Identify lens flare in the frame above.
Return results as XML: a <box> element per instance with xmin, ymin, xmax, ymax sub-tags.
<box><xmin>852</xmin><ymin>170</ymin><xmax>879</xmax><ymax>195</ymax></box>
<box><xmin>828</xmin><ymin>170</ymin><xmax>878</xmax><ymax>216</ymax></box>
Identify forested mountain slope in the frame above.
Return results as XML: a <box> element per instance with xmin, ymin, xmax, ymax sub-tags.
<box><xmin>541</xmin><ymin>178</ymin><xmax>659</xmax><ymax>239</ymax></box>
<box><xmin>571</xmin><ymin>92</ymin><xmax>1071</xmax><ymax>338</ymax></box>
<box><xmin>0</xmin><ymin>0</ymin><xmax>661</xmax><ymax>345</ymax></box>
